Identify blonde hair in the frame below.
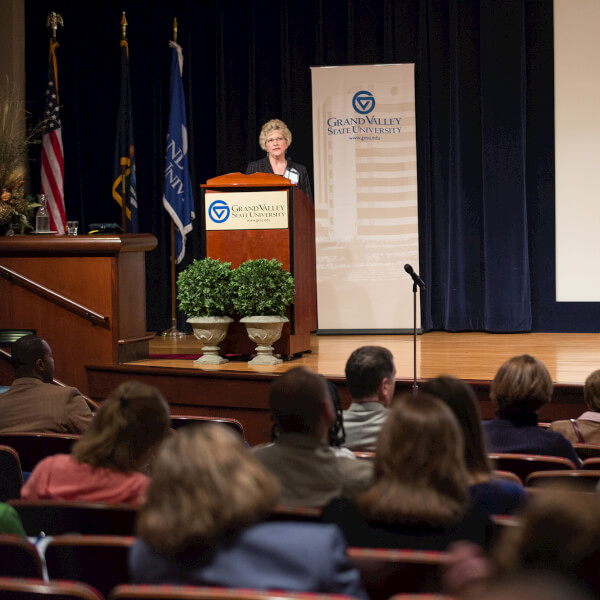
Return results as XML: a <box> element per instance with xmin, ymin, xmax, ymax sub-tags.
<box><xmin>71</xmin><ymin>381</ymin><xmax>170</xmax><ymax>472</ymax></box>
<box><xmin>490</xmin><ymin>354</ymin><xmax>553</xmax><ymax>413</ymax></box>
<box><xmin>136</xmin><ymin>424</ymin><xmax>280</xmax><ymax>554</ymax></box>
<box><xmin>259</xmin><ymin>119</ymin><xmax>292</xmax><ymax>151</ymax></box>
<box><xmin>359</xmin><ymin>392</ymin><xmax>469</xmax><ymax>526</ymax></box>
<box><xmin>584</xmin><ymin>369</ymin><xmax>600</xmax><ymax>412</ymax></box>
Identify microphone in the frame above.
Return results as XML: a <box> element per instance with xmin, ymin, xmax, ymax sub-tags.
<box><xmin>404</xmin><ymin>264</ymin><xmax>426</xmax><ymax>290</ymax></box>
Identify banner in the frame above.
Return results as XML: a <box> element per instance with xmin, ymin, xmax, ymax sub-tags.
<box><xmin>311</xmin><ymin>64</ymin><xmax>419</xmax><ymax>332</ymax></box>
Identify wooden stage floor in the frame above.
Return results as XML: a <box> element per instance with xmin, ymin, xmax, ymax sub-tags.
<box><xmin>145</xmin><ymin>331</ymin><xmax>600</xmax><ymax>386</ymax></box>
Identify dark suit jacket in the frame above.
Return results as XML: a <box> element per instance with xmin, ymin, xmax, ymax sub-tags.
<box><xmin>129</xmin><ymin>521</ymin><xmax>367</xmax><ymax>600</ymax></box>
<box><xmin>246</xmin><ymin>155</ymin><xmax>313</xmax><ymax>201</ymax></box>
<box><xmin>0</xmin><ymin>377</ymin><xmax>93</xmax><ymax>434</ymax></box>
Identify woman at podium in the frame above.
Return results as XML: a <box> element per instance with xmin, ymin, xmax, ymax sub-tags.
<box><xmin>246</xmin><ymin>118</ymin><xmax>313</xmax><ymax>201</ymax></box>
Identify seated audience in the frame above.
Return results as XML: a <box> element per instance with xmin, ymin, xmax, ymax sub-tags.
<box><xmin>342</xmin><ymin>346</ymin><xmax>396</xmax><ymax>451</ymax></box>
<box><xmin>0</xmin><ymin>335</ymin><xmax>93</xmax><ymax>434</ymax></box>
<box><xmin>482</xmin><ymin>355</ymin><xmax>580</xmax><ymax>465</ymax></box>
<box><xmin>322</xmin><ymin>392</ymin><xmax>493</xmax><ymax>550</ymax></box>
<box><xmin>252</xmin><ymin>367</ymin><xmax>373</xmax><ymax>507</ymax></box>
<box><xmin>549</xmin><ymin>369</ymin><xmax>600</xmax><ymax>444</ymax></box>
<box><xmin>0</xmin><ymin>502</ymin><xmax>26</xmax><ymax>535</ymax></box>
<box><xmin>21</xmin><ymin>381</ymin><xmax>170</xmax><ymax>504</ymax></box>
<box><xmin>130</xmin><ymin>425</ymin><xmax>367</xmax><ymax>599</ymax></box>
<box><xmin>423</xmin><ymin>376</ymin><xmax>527</xmax><ymax>515</ymax></box>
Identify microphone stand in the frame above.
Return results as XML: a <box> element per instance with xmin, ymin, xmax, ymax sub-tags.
<box><xmin>412</xmin><ymin>281</ymin><xmax>418</xmax><ymax>396</ymax></box>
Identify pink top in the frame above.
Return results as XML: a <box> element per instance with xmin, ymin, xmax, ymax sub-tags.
<box><xmin>21</xmin><ymin>454</ymin><xmax>149</xmax><ymax>505</ymax></box>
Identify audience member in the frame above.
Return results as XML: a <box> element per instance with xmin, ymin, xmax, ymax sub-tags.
<box><xmin>130</xmin><ymin>425</ymin><xmax>367</xmax><ymax>599</ymax></box>
<box><xmin>482</xmin><ymin>355</ymin><xmax>580</xmax><ymax>465</ymax></box>
<box><xmin>549</xmin><ymin>368</ymin><xmax>600</xmax><ymax>444</ymax></box>
<box><xmin>423</xmin><ymin>376</ymin><xmax>527</xmax><ymax>515</ymax></box>
<box><xmin>0</xmin><ymin>502</ymin><xmax>26</xmax><ymax>535</ymax></box>
<box><xmin>0</xmin><ymin>335</ymin><xmax>93</xmax><ymax>434</ymax></box>
<box><xmin>252</xmin><ymin>367</ymin><xmax>373</xmax><ymax>507</ymax></box>
<box><xmin>342</xmin><ymin>346</ymin><xmax>396</xmax><ymax>451</ymax></box>
<box><xmin>21</xmin><ymin>381</ymin><xmax>170</xmax><ymax>504</ymax></box>
<box><xmin>322</xmin><ymin>392</ymin><xmax>493</xmax><ymax>550</ymax></box>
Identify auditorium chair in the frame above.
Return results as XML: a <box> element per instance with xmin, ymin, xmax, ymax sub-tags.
<box><xmin>266</xmin><ymin>505</ymin><xmax>322</xmax><ymax>522</ymax></box>
<box><xmin>0</xmin><ymin>578</ymin><xmax>104</xmax><ymax>600</ymax></box>
<box><xmin>388</xmin><ymin>596</ymin><xmax>453</xmax><ymax>600</ymax></box>
<box><xmin>492</xmin><ymin>470</ymin><xmax>522</xmax><ymax>485</ymax></box>
<box><xmin>488</xmin><ymin>453</ymin><xmax>576</xmax><ymax>482</ymax></box>
<box><xmin>573</xmin><ymin>443</ymin><xmax>600</xmax><ymax>461</ymax></box>
<box><xmin>525</xmin><ymin>470</ymin><xmax>600</xmax><ymax>491</ymax></box>
<box><xmin>8</xmin><ymin>499</ymin><xmax>138</xmax><ymax>536</ymax></box>
<box><xmin>0</xmin><ymin>432</ymin><xmax>79</xmax><ymax>472</ymax></box>
<box><xmin>351</xmin><ymin>451</ymin><xmax>375</xmax><ymax>461</ymax></box>
<box><xmin>347</xmin><ymin>547</ymin><xmax>449</xmax><ymax>600</ymax></box>
<box><xmin>0</xmin><ymin>445</ymin><xmax>24</xmax><ymax>502</ymax></box>
<box><xmin>582</xmin><ymin>457</ymin><xmax>600</xmax><ymax>470</ymax></box>
<box><xmin>170</xmin><ymin>415</ymin><xmax>245</xmax><ymax>439</ymax></box>
<box><xmin>45</xmin><ymin>535</ymin><xmax>134</xmax><ymax>598</ymax></box>
<box><xmin>109</xmin><ymin>586</ymin><xmax>364</xmax><ymax>600</ymax></box>
<box><xmin>0</xmin><ymin>535</ymin><xmax>44</xmax><ymax>578</ymax></box>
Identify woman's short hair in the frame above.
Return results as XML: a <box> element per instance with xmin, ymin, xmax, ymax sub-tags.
<box><xmin>136</xmin><ymin>424</ymin><xmax>279</xmax><ymax>555</ymax></box>
<box><xmin>359</xmin><ymin>392</ymin><xmax>469</xmax><ymax>525</ymax></box>
<box><xmin>423</xmin><ymin>376</ymin><xmax>492</xmax><ymax>477</ymax></box>
<box><xmin>490</xmin><ymin>354</ymin><xmax>553</xmax><ymax>413</ymax></box>
<box><xmin>584</xmin><ymin>369</ymin><xmax>600</xmax><ymax>412</ymax></box>
<box><xmin>72</xmin><ymin>380</ymin><xmax>170</xmax><ymax>472</ymax></box>
<box><xmin>259</xmin><ymin>119</ymin><xmax>292</xmax><ymax>151</ymax></box>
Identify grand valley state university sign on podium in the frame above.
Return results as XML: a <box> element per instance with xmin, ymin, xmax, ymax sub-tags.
<box><xmin>200</xmin><ymin>172</ymin><xmax>317</xmax><ymax>358</ymax></box>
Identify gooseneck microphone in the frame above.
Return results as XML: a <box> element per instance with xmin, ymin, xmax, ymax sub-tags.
<box><xmin>404</xmin><ymin>264</ymin><xmax>426</xmax><ymax>290</ymax></box>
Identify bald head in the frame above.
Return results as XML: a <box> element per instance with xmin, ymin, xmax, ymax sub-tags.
<box><xmin>269</xmin><ymin>367</ymin><xmax>332</xmax><ymax>435</ymax></box>
<box><xmin>11</xmin><ymin>335</ymin><xmax>55</xmax><ymax>382</ymax></box>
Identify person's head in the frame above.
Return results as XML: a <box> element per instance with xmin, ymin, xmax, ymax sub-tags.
<box><xmin>584</xmin><ymin>369</ymin><xmax>600</xmax><ymax>412</ymax></box>
<box><xmin>136</xmin><ymin>424</ymin><xmax>279</xmax><ymax>555</ymax></box>
<box><xmin>269</xmin><ymin>367</ymin><xmax>334</xmax><ymax>438</ymax></box>
<box><xmin>11</xmin><ymin>335</ymin><xmax>54</xmax><ymax>382</ymax></box>
<box><xmin>490</xmin><ymin>354</ymin><xmax>553</xmax><ymax>414</ymax></box>
<box><xmin>259</xmin><ymin>119</ymin><xmax>292</xmax><ymax>156</ymax></box>
<box><xmin>359</xmin><ymin>392</ymin><xmax>469</xmax><ymax>525</ymax></box>
<box><xmin>345</xmin><ymin>346</ymin><xmax>396</xmax><ymax>406</ymax></box>
<box><xmin>493</xmin><ymin>491</ymin><xmax>600</xmax><ymax>595</ymax></box>
<box><xmin>72</xmin><ymin>381</ymin><xmax>170</xmax><ymax>472</ymax></box>
<box><xmin>423</xmin><ymin>376</ymin><xmax>492</xmax><ymax>478</ymax></box>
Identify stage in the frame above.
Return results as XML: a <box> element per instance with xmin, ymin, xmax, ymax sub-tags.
<box><xmin>83</xmin><ymin>331</ymin><xmax>600</xmax><ymax>446</ymax></box>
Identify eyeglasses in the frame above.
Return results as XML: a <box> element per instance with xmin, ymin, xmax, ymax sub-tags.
<box><xmin>266</xmin><ymin>136</ymin><xmax>285</xmax><ymax>145</ymax></box>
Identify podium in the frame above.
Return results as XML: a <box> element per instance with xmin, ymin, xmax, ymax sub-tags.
<box><xmin>201</xmin><ymin>172</ymin><xmax>316</xmax><ymax>356</ymax></box>
<box><xmin>0</xmin><ymin>234</ymin><xmax>157</xmax><ymax>394</ymax></box>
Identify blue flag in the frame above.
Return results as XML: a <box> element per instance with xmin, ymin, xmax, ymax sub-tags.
<box><xmin>112</xmin><ymin>39</ymin><xmax>138</xmax><ymax>233</ymax></box>
<box><xmin>163</xmin><ymin>42</ymin><xmax>195</xmax><ymax>264</ymax></box>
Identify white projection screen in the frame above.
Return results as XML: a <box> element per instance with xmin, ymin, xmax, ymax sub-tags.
<box><xmin>555</xmin><ymin>0</ymin><xmax>600</xmax><ymax>301</ymax></box>
<box><xmin>311</xmin><ymin>64</ymin><xmax>420</xmax><ymax>332</ymax></box>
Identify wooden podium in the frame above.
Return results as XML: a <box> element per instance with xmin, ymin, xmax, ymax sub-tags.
<box><xmin>0</xmin><ymin>234</ymin><xmax>157</xmax><ymax>394</ymax></box>
<box><xmin>201</xmin><ymin>172</ymin><xmax>316</xmax><ymax>356</ymax></box>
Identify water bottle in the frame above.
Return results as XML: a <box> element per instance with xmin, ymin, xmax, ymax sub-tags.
<box><xmin>35</xmin><ymin>194</ymin><xmax>50</xmax><ymax>233</ymax></box>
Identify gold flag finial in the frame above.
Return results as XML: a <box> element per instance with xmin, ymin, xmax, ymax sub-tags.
<box><xmin>173</xmin><ymin>17</ymin><xmax>178</xmax><ymax>44</ymax></box>
<box><xmin>46</xmin><ymin>11</ymin><xmax>64</xmax><ymax>39</ymax></box>
<box><xmin>121</xmin><ymin>11</ymin><xmax>128</xmax><ymax>40</ymax></box>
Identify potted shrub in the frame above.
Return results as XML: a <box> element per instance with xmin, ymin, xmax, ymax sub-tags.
<box><xmin>177</xmin><ymin>257</ymin><xmax>234</xmax><ymax>364</ymax></box>
<box><xmin>231</xmin><ymin>258</ymin><xmax>295</xmax><ymax>365</ymax></box>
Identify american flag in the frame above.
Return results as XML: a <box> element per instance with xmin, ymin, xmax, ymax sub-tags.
<box><xmin>41</xmin><ymin>39</ymin><xmax>66</xmax><ymax>234</ymax></box>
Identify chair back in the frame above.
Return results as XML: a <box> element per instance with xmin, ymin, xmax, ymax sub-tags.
<box><xmin>525</xmin><ymin>469</ymin><xmax>600</xmax><ymax>491</ymax></box>
<box><xmin>8</xmin><ymin>500</ymin><xmax>138</xmax><ymax>536</ymax></box>
<box><xmin>0</xmin><ymin>577</ymin><xmax>104</xmax><ymax>600</ymax></box>
<box><xmin>0</xmin><ymin>535</ymin><xmax>44</xmax><ymax>578</ymax></box>
<box><xmin>0</xmin><ymin>432</ymin><xmax>79</xmax><ymax>472</ymax></box>
<box><xmin>492</xmin><ymin>470</ymin><xmax>523</xmax><ymax>485</ymax></box>
<box><xmin>582</xmin><ymin>457</ymin><xmax>600</xmax><ymax>470</ymax></box>
<box><xmin>0</xmin><ymin>445</ymin><xmax>24</xmax><ymax>502</ymax></box>
<box><xmin>109</xmin><ymin>586</ymin><xmax>362</xmax><ymax>600</ymax></box>
<box><xmin>351</xmin><ymin>451</ymin><xmax>375</xmax><ymax>461</ymax></box>
<box><xmin>347</xmin><ymin>547</ymin><xmax>449</xmax><ymax>600</ymax></box>
<box><xmin>170</xmin><ymin>416</ymin><xmax>244</xmax><ymax>439</ymax></box>
<box><xmin>267</xmin><ymin>505</ymin><xmax>323</xmax><ymax>523</ymax></box>
<box><xmin>573</xmin><ymin>443</ymin><xmax>600</xmax><ymax>461</ymax></box>
<box><xmin>46</xmin><ymin>535</ymin><xmax>134</xmax><ymax>598</ymax></box>
<box><xmin>488</xmin><ymin>453</ymin><xmax>576</xmax><ymax>481</ymax></box>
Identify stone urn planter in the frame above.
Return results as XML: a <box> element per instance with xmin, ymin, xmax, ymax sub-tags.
<box><xmin>240</xmin><ymin>315</ymin><xmax>288</xmax><ymax>365</ymax></box>
<box><xmin>187</xmin><ymin>316</ymin><xmax>234</xmax><ymax>364</ymax></box>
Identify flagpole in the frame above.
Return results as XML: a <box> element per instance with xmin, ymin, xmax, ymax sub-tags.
<box><xmin>119</xmin><ymin>12</ymin><xmax>128</xmax><ymax>232</ymax></box>
<box><xmin>163</xmin><ymin>17</ymin><xmax>186</xmax><ymax>339</ymax></box>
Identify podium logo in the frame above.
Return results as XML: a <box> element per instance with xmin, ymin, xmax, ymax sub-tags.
<box><xmin>352</xmin><ymin>90</ymin><xmax>375</xmax><ymax>115</ymax></box>
<box><xmin>208</xmin><ymin>199</ymin><xmax>230</xmax><ymax>223</ymax></box>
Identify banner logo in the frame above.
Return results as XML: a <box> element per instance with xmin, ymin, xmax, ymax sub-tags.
<box><xmin>352</xmin><ymin>90</ymin><xmax>375</xmax><ymax>114</ymax></box>
<box><xmin>208</xmin><ymin>199</ymin><xmax>230</xmax><ymax>223</ymax></box>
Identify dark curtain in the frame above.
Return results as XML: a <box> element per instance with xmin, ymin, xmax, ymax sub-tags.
<box><xmin>22</xmin><ymin>0</ymin><xmax>599</xmax><ymax>333</ymax></box>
